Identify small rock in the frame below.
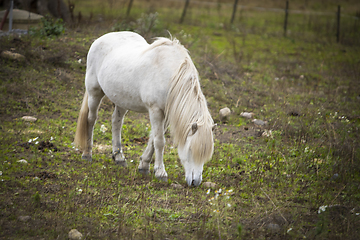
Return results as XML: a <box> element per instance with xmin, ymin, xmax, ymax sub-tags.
<box><xmin>283</xmin><ymin>172</ymin><xmax>292</xmax><ymax>178</ymax></box>
<box><xmin>18</xmin><ymin>216</ymin><xmax>31</xmax><ymax>222</ymax></box>
<box><xmin>202</xmin><ymin>182</ymin><xmax>217</xmax><ymax>188</ymax></box>
<box><xmin>17</xmin><ymin>159</ymin><xmax>28</xmax><ymax>164</ymax></box>
<box><xmin>21</xmin><ymin>116</ymin><xmax>37</xmax><ymax>122</ymax></box>
<box><xmin>252</xmin><ymin>119</ymin><xmax>268</xmax><ymax>127</ymax></box>
<box><xmin>170</xmin><ymin>183</ymin><xmax>183</xmax><ymax>189</ymax></box>
<box><xmin>266</xmin><ymin>223</ymin><xmax>280</xmax><ymax>232</ymax></box>
<box><xmin>219</xmin><ymin>107</ymin><xmax>231</xmax><ymax>122</ymax></box>
<box><xmin>261</xmin><ymin>130</ymin><xmax>273</xmax><ymax>138</ymax></box>
<box><xmin>240</xmin><ymin>112</ymin><xmax>255</xmax><ymax>119</ymax></box>
<box><xmin>68</xmin><ymin>229</ymin><xmax>83</xmax><ymax>240</ymax></box>
<box><xmin>331</xmin><ymin>173</ymin><xmax>339</xmax><ymax>181</ymax></box>
<box><xmin>1</xmin><ymin>50</ymin><xmax>25</xmax><ymax>61</ymax></box>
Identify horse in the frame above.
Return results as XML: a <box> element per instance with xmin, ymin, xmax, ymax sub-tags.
<box><xmin>74</xmin><ymin>31</ymin><xmax>215</xmax><ymax>186</ymax></box>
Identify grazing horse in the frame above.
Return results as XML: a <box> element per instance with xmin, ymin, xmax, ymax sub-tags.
<box><xmin>74</xmin><ymin>31</ymin><xmax>215</xmax><ymax>186</ymax></box>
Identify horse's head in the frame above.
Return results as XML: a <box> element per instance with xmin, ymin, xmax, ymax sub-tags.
<box><xmin>178</xmin><ymin>122</ymin><xmax>216</xmax><ymax>187</ymax></box>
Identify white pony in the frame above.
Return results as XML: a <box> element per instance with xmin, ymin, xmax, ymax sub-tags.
<box><xmin>74</xmin><ymin>31</ymin><xmax>215</xmax><ymax>186</ymax></box>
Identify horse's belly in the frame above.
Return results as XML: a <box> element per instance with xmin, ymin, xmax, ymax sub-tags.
<box><xmin>112</xmin><ymin>99</ymin><xmax>148</xmax><ymax>113</ymax></box>
<box><xmin>102</xmin><ymin>85</ymin><xmax>149</xmax><ymax>113</ymax></box>
<box><xmin>98</xmin><ymin>59</ymin><xmax>167</xmax><ymax>113</ymax></box>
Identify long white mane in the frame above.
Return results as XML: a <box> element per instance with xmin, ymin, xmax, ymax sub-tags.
<box><xmin>163</xmin><ymin>39</ymin><xmax>214</xmax><ymax>164</ymax></box>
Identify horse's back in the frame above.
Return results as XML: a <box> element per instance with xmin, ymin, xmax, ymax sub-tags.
<box><xmin>85</xmin><ymin>31</ymin><xmax>190</xmax><ymax>113</ymax></box>
<box><xmin>85</xmin><ymin>32</ymin><xmax>149</xmax><ymax>111</ymax></box>
<box><xmin>93</xmin><ymin>31</ymin><xmax>147</xmax><ymax>50</ymax></box>
<box><xmin>87</xmin><ymin>31</ymin><xmax>147</xmax><ymax>70</ymax></box>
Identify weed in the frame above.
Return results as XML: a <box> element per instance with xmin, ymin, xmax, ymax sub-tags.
<box><xmin>111</xmin><ymin>12</ymin><xmax>161</xmax><ymax>39</ymax></box>
<box><xmin>30</xmin><ymin>15</ymin><xmax>65</xmax><ymax>37</ymax></box>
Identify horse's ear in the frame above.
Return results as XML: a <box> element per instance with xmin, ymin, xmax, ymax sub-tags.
<box><xmin>212</xmin><ymin>124</ymin><xmax>217</xmax><ymax>131</ymax></box>
<box><xmin>192</xmin><ymin>122</ymin><xmax>198</xmax><ymax>135</ymax></box>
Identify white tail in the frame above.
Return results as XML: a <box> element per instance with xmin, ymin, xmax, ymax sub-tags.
<box><xmin>74</xmin><ymin>91</ymin><xmax>89</xmax><ymax>150</ymax></box>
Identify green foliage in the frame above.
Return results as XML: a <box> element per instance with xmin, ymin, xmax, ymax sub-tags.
<box><xmin>32</xmin><ymin>192</ymin><xmax>41</xmax><ymax>206</ymax></box>
<box><xmin>237</xmin><ymin>224</ymin><xmax>244</xmax><ymax>237</ymax></box>
<box><xmin>30</xmin><ymin>15</ymin><xmax>65</xmax><ymax>37</ymax></box>
<box><xmin>111</xmin><ymin>12</ymin><xmax>161</xmax><ymax>38</ymax></box>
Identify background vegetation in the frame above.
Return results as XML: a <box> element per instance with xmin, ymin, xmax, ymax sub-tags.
<box><xmin>1</xmin><ymin>0</ymin><xmax>359</xmax><ymax>239</ymax></box>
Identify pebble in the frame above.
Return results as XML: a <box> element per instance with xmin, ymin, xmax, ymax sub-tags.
<box><xmin>202</xmin><ymin>182</ymin><xmax>217</xmax><ymax>188</ymax></box>
<box><xmin>331</xmin><ymin>173</ymin><xmax>339</xmax><ymax>181</ymax></box>
<box><xmin>170</xmin><ymin>183</ymin><xmax>183</xmax><ymax>189</ymax></box>
<box><xmin>252</xmin><ymin>119</ymin><xmax>268</xmax><ymax>126</ymax></box>
<box><xmin>240</xmin><ymin>112</ymin><xmax>255</xmax><ymax>119</ymax></box>
<box><xmin>1</xmin><ymin>50</ymin><xmax>25</xmax><ymax>61</ymax></box>
<box><xmin>266</xmin><ymin>223</ymin><xmax>280</xmax><ymax>232</ymax></box>
<box><xmin>17</xmin><ymin>159</ymin><xmax>28</xmax><ymax>164</ymax></box>
<box><xmin>21</xmin><ymin>116</ymin><xmax>37</xmax><ymax>122</ymax></box>
<box><xmin>68</xmin><ymin>229</ymin><xmax>83</xmax><ymax>240</ymax></box>
<box><xmin>18</xmin><ymin>216</ymin><xmax>31</xmax><ymax>222</ymax></box>
<box><xmin>261</xmin><ymin>130</ymin><xmax>273</xmax><ymax>138</ymax></box>
<box><xmin>219</xmin><ymin>107</ymin><xmax>231</xmax><ymax>122</ymax></box>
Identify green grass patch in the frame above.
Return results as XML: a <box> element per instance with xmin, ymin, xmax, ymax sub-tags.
<box><xmin>1</xmin><ymin>3</ymin><xmax>360</xmax><ymax>239</ymax></box>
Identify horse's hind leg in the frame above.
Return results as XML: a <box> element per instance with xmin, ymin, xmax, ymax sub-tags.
<box><xmin>112</xmin><ymin>106</ymin><xmax>128</xmax><ymax>166</ymax></box>
<box><xmin>82</xmin><ymin>89</ymin><xmax>104</xmax><ymax>161</ymax></box>
<box><xmin>138</xmin><ymin>133</ymin><xmax>154</xmax><ymax>174</ymax></box>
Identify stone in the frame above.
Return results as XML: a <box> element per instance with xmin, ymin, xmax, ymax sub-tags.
<box><xmin>18</xmin><ymin>215</ymin><xmax>31</xmax><ymax>222</ymax></box>
<box><xmin>219</xmin><ymin>107</ymin><xmax>231</xmax><ymax>122</ymax></box>
<box><xmin>331</xmin><ymin>173</ymin><xmax>339</xmax><ymax>181</ymax></box>
<box><xmin>170</xmin><ymin>183</ymin><xmax>183</xmax><ymax>189</ymax></box>
<box><xmin>0</xmin><ymin>9</ymin><xmax>43</xmax><ymax>31</ymax></box>
<box><xmin>202</xmin><ymin>182</ymin><xmax>217</xmax><ymax>188</ymax></box>
<box><xmin>21</xmin><ymin>116</ymin><xmax>37</xmax><ymax>122</ymax></box>
<box><xmin>240</xmin><ymin>112</ymin><xmax>255</xmax><ymax>119</ymax></box>
<box><xmin>252</xmin><ymin>119</ymin><xmax>268</xmax><ymax>127</ymax></box>
<box><xmin>266</xmin><ymin>223</ymin><xmax>280</xmax><ymax>232</ymax></box>
<box><xmin>1</xmin><ymin>50</ymin><xmax>25</xmax><ymax>61</ymax></box>
<box><xmin>17</xmin><ymin>159</ymin><xmax>28</xmax><ymax>164</ymax></box>
<box><xmin>68</xmin><ymin>229</ymin><xmax>83</xmax><ymax>240</ymax></box>
<box><xmin>261</xmin><ymin>130</ymin><xmax>273</xmax><ymax>138</ymax></box>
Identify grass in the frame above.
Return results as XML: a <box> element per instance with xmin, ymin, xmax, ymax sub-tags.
<box><xmin>1</xmin><ymin>1</ymin><xmax>360</xmax><ymax>239</ymax></box>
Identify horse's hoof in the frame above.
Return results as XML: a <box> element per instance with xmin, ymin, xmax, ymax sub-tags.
<box><xmin>157</xmin><ymin>176</ymin><xmax>168</xmax><ymax>182</ymax></box>
<box><xmin>155</xmin><ymin>168</ymin><xmax>168</xmax><ymax>182</ymax></box>
<box><xmin>138</xmin><ymin>168</ymin><xmax>150</xmax><ymax>175</ymax></box>
<box><xmin>115</xmin><ymin>160</ymin><xmax>127</xmax><ymax>167</ymax></box>
<box><xmin>81</xmin><ymin>155</ymin><xmax>92</xmax><ymax>162</ymax></box>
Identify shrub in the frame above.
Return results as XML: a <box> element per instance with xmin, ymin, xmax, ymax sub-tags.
<box><xmin>31</xmin><ymin>15</ymin><xmax>65</xmax><ymax>37</ymax></box>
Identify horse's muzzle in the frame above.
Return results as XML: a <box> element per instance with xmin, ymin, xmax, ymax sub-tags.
<box><xmin>186</xmin><ymin>176</ymin><xmax>202</xmax><ymax>187</ymax></box>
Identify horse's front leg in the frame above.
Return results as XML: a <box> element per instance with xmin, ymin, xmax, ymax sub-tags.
<box><xmin>112</xmin><ymin>106</ymin><xmax>128</xmax><ymax>167</ymax></box>
<box><xmin>147</xmin><ymin>108</ymin><xmax>167</xmax><ymax>181</ymax></box>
